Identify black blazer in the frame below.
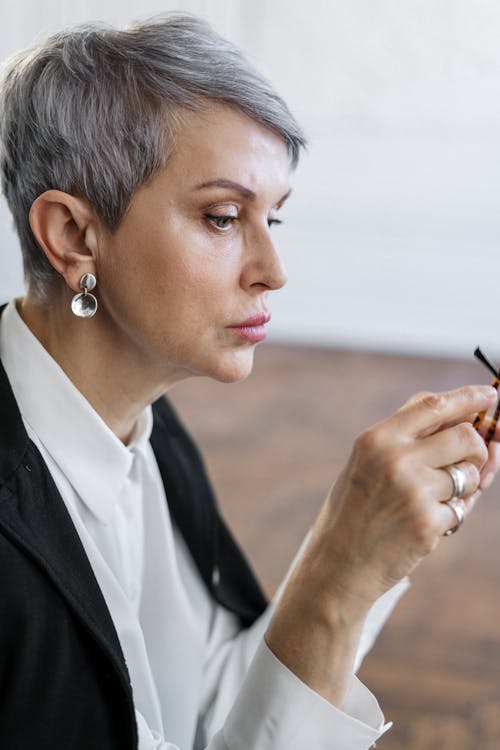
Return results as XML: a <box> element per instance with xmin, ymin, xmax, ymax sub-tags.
<box><xmin>0</xmin><ymin>350</ymin><xmax>267</xmax><ymax>749</ymax></box>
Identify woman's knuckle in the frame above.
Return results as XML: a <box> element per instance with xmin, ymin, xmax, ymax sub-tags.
<box><xmin>476</xmin><ymin>440</ymin><xmax>489</xmax><ymax>466</ymax></box>
<box><xmin>383</xmin><ymin>454</ymin><xmax>407</xmax><ymax>486</ymax></box>
<box><xmin>420</xmin><ymin>391</ymin><xmax>446</xmax><ymax>415</ymax></box>
<box><xmin>403</xmin><ymin>390</ymin><xmax>433</xmax><ymax>409</ymax></box>
<box><xmin>355</xmin><ymin>427</ymin><xmax>383</xmax><ymax>455</ymax></box>
<box><xmin>455</xmin><ymin>424</ymin><xmax>487</xmax><ymax>463</ymax></box>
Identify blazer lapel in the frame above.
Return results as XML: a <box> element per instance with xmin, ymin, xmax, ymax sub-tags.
<box><xmin>151</xmin><ymin>396</ymin><xmax>268</xmax><ymax>626</ymax></box>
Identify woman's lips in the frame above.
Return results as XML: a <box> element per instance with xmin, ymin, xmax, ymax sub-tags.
<box><xmin>228</xmin><ymin>313</ymin><xmax>271</xmax><ymax>343</ymax></box>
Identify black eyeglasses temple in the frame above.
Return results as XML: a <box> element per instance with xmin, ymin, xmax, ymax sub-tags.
<box><xmin>474</xmin><ymin>347</ymin><xmax>499</xmax><ymax>378</ymax></box>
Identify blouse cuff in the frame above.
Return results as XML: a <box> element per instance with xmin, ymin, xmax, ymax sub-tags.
<box><xmin>223</xmin><ymin>640</ymin><xmax>391</xmax><ymax>750</ymax></box>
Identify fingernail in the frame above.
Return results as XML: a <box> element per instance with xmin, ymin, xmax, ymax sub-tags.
<box><xmin>481</xmin><ymin>472</ymin><xmax>494</xmax><ymax>490</ymax></box>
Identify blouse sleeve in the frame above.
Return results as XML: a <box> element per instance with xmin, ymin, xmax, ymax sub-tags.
<box><xmin>195</xmin><ymin>572</ymin><xmax>409</xmax><ymax>750</ymax></box>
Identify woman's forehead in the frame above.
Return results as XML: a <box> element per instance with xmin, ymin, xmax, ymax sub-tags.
<box><xmin>165</xmin><ymin>104</ymin><xmax>291</xmax><ymax>196</ymax></box>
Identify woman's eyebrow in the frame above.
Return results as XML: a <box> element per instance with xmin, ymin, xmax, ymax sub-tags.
<box><xmin>194</xmin><ymin>180</ymin><xmax>292</xmax><ymax>207</ymax></box>
<box><xmin>195</xmin><ymin>179</ymin><xmax>257</xmax><ymax>200</ymax></box>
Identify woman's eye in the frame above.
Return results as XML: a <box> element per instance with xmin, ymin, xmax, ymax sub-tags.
<box><xmin>204</xmin><ymin>213</ymin><xmax>282</xmax><ymax>231</ymax></box>
<box><xmin>205</xmin><ymin>214</ymin><xmax>236</xmax><ymax>230</ymax></box>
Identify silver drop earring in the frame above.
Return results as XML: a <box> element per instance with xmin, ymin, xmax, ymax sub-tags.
<box><xmin>71</xmin><ymin>273</ymin><xmax>98</xmax><ymax>318</ymax></box>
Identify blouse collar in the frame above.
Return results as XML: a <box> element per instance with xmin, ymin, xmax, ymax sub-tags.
<box><xmin>0</xmin><ymin>300</ymin><xmax>153</xmax><ymax>523</ymax></box>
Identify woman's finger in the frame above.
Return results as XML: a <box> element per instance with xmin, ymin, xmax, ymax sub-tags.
<box><xmin>412</xmin><ymin>420</ymin><xmax>488</xmax><ymax>471</ymax></box>
<box><xmin>437</xmin><ymin>485</ymin><xmax>482</xmax><ymax>537</ymax></box>
<box><xmin>392</xmin><ymin>386</ymin><xmax>497</xmax><ymax>440</ymax></box>
<box><xmin>479</xmin><ymin>439</ymin><xmax>500</xmax><ymax>489</ymax></box>
<box><xmin>474</xmin><ymin>413</ymin><xmax>500</xmax><ymax>488</ymax></box>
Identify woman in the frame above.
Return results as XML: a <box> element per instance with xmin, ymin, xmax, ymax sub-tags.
<box><xmin>0</xmin><ymin>14</ymin><xmax>498</xmax><ymax>750</ymax></box>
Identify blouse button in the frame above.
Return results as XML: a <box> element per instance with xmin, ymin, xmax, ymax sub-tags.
<box><xmin>212</xmin><ymin>566</ymin><xmax>220</xmax><ymax>587</ymax></box>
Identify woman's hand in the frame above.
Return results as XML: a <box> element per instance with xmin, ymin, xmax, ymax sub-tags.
<box><xmin>266</xmin><ymin>384</ymin><xmax>497</xmax><ymax>706</ymax></box>
<box><xmin>308</xmin><ymin>385</ymin><xmax>496</xmax><ymax>612</ymax></box>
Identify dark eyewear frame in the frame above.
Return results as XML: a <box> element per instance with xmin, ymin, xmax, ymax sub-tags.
<box><xmin>474</xmin><ymin>347</ymin><xmax>500</xmax><ymax>446</ymax></box>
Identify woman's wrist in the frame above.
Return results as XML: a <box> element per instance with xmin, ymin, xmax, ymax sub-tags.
<box><xmin>264</xmin><ymin>554</ymin><xmax>371</xmax><ymax>706</ymax></box>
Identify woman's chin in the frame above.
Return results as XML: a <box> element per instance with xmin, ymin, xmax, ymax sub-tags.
<box><xmin>209</xmin><ymin>347</ymin><xmax>257</xmax><ymax>384</ymax></box>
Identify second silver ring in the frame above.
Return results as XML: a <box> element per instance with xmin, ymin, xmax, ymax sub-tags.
<box><xmin>443</xmin><ymin>497</ymin><xmax>466</xmax><ymax>536</ymax></box>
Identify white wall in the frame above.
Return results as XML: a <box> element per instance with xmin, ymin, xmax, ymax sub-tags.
<box><xmin>1</xmin><ymin>1</ymin><xmax>499</xmax><ymax>358</ymax></box>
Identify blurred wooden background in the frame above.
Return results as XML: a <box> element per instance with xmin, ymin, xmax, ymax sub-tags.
<box><xmin>170</xmin><ymin>343</ymin><xmax>500</xmax><ymax>750</ymax></box>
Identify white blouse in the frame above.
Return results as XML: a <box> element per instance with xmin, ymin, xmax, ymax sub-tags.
<box><xmin>0</xmin><ymin>299</ymin><xmax>408</xmax><ymax>750</ymax></box>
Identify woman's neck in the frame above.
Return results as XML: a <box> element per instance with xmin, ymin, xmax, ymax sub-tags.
<box><xmin>18</xmin><ymin>293</ymin><xmax>186</xmax><ymax>444</ymax></box>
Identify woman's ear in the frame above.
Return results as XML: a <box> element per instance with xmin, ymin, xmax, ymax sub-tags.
<box><xmin>29</xmin><ymin>190</ymin><xmax>99</xmax><ymax>293</ymax></box>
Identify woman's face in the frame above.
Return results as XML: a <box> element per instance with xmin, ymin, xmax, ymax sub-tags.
<box><xmin>95</xmin><ymin>103</ymin><xmax>291</xmax><ymax>386</ymax></box>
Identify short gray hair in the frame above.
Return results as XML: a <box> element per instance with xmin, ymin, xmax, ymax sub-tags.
<box><xmin>0</xmin><ymin>14</ymin><xmax>306</xmax><ymax>298</ymax></box>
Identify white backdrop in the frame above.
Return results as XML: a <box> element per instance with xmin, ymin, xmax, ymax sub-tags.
<box><xmin>1</xmin><ymin>0</ymin><xmax>500</xmax><ymax>358</ymax></box>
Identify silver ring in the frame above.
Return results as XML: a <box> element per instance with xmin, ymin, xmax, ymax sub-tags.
<box><xmin>443</xmin><ymin>497</ymin><xmax>466</xmax><ymax>536</ymax></box>
<box><xmin>444</xmin><ymin>464</ymin><xmax>467</xmax><ymax>500</ymax></box>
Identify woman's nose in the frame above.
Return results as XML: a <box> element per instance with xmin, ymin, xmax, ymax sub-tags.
<box><xmin>241</xmin><ymin>228</ymin><xmax>288</xmax><ymax>292</ymax></box>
